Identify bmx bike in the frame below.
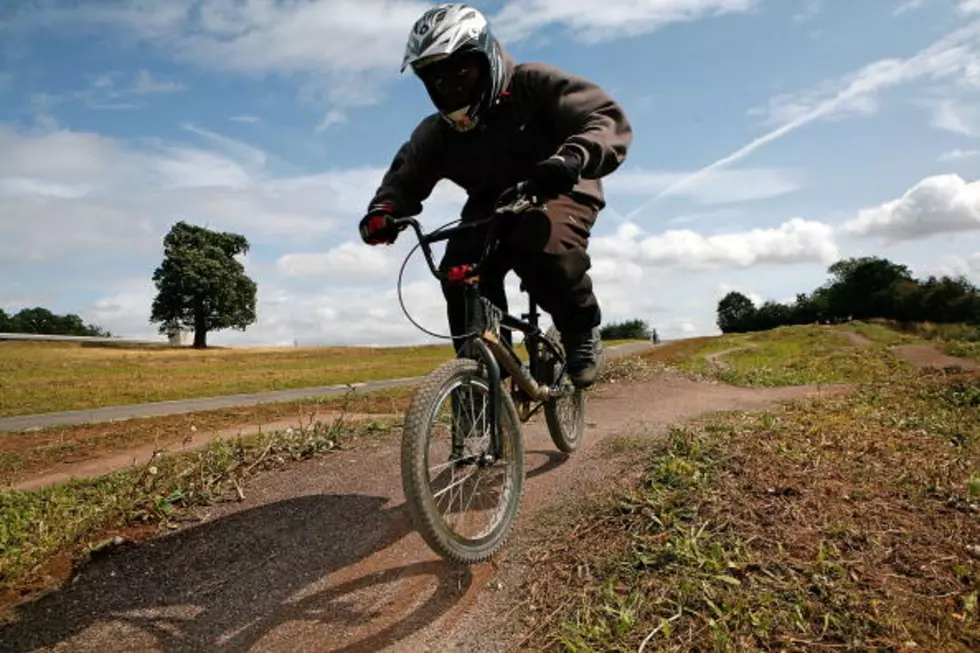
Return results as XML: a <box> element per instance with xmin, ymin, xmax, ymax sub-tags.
<box><xmin>390</xmin><ymin>182</ymin><xmax>602</xmax><ymax>564</ymax></box>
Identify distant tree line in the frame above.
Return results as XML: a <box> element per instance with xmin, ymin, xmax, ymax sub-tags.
<box><xmin>716</xmin><ymin>256</ymin><xmax>980</xmax><ymax>334</ymax></box>
<box><xmin>0</xmin><ymin>307</ymin><xmax>112</xmax><ymax>337</ymax></box>
<box><xmin>600</xmin><ymin>318</ymin><xmax>653</xmax><ymax>340</ymax></box>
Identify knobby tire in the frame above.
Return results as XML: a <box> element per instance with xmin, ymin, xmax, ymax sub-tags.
<box><xmin>400</xmin><ymin>357</ymin><xmax>525</xmax><ymax>564</ymax></box>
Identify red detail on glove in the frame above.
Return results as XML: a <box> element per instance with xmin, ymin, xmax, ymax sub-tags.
<box><xmin>367</xmin><ymin>215</ymin><xmax>388</xmax><ymax>234</ymax></box>
<box><xmin>447</xmin><ymin>264</ymin><xmax>475</xmax><ymax>284</ymax></box>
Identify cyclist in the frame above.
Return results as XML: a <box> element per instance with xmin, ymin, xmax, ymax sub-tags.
<box><xmin>359</xmin><ymin>3</ymin><xmax>632</xmax><ymax>388</ymax></box>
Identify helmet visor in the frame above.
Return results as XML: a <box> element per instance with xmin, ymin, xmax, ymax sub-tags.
<box><xmin>414</xmin><ymin>51</ymin><xmax>485</xmax><ymax>113</ymax></box>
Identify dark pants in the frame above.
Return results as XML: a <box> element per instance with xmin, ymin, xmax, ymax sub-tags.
<box><xmin>438</xmin><ymin>194</ymin><xmax>602</xmax><ymax>354</ymax></box>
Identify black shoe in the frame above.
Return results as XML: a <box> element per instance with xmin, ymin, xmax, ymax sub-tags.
<box><xmin>562</xmin><ymin>329</ymin><xmax>599</xmax><ymax>389</ymax></box>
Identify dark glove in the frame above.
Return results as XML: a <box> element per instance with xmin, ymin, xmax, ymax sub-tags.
<box><xmin>529</xmin><ymin>146</ymin><xmax>584</xmax><ymax>198</ymax></box>
<box><xmin>359</xmin><ymin>202</ymin><xmax>401</xmax><ymax>245</ymax></box>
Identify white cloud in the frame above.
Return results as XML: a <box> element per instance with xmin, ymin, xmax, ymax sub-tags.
<box><xmin>749</xmin><ymin>25</ymin><xmax>980</xmax><ymax>128</ymax></box>
<box><xmin>492</xmin><ymin>0</ymin><xmax>756</xmax><ymax>44</ymax></box>
<box><xmin>792</xmin><ymin>0</ymin><xmax>822</xmax><ymax>23</ymax></box>
<box><xmin>315</xmin><ymin>109</ymin><xmax>349</xmax><ymax>134</ymax></box>
<box><xmin>131</xmin><ymin>69</ymin><xmax>186</xmax><ymax>94</ymax></box>
<box><xmin>276</xmin><ymin>241</ymin><xmax>395</xmax><ymax>280</ymax></box>
<box><xmin>0</xmin><ymin>178</ymin><xmax>91</xmax><ymax>199</ymax></box>
<box><xmin>936</xmin><ymin>252</ymin><xmax>980</xmax><ymax>281</ymax></box>
<box><xmin>4</xmin><ymin>0</ymin><xmax>762</xmax><ymax>122</ymax></box>
<box><xmin>85</xmin><ymin>274</ymin><xmax>460</xmax><ymax>346</ymax></box>
<box><xmin>716</xmin><ymin>283</ymin><xmax>765</xmax><ymax>307</ymax></box>
<box><xmin>230</xmin><ymin>115</ymin><xmax>261</xmax><ymax>123</ymax></box>
<box><xmin>932</xmin><ymin>100</ymin><xmax>980</xmax><ymax>136</ymax></box>
<box><xmin>72</xmin><ymin>69</ymin><xmax>186</xmax><ymax>110</ymax></box>
<box><xmin>939</xmin><ymin>148</ymin><xmax>980</xmax><ymax>161</ymax></box>
<box><xmin>0</xmin><ymin>121</ymin><xmax>474</xmax><ymax>269</ymax></box>
<box><xmin>4</xmin><ymin>0</ymin><xmax>428</xmax><ymax>121</ymax></box>
<box><xmin>0</xmin><ymin>126</ymin><xmax>326</xmax><ymax>261</ymax></box>
<box><xmin>0</xmin><ymin>128</ymin><xmax>123</xmax><ymax>184</ymax></box>
<box><xmin>180</xmin><ymin>123</ymin><xmax>267</xmax><ymax>169</ymax></box>
<box><xmin>87</xmin><ymin>278</ymin><xmax>159</xmax><ymax>337</ymax></box>
<box><xmin>962</xmin><ymin>0</ymin><xmax>980</xmax><ymax>14</ymax></box>
<box><xmin>608</xmin><ymin>167</ymin><xmax>802</xmax><ymax>205</ymax></box>
<box><xmin>895</xmin><ymin>0</ymin><xmax>925</xmax><ymax>15</ymax></box>
<box><xmin>748</xmin><ymin>82</ymin><xmax>878</xmax><ymax>127</ymax></box>
<box><xmin>842</xmin><ymin>174</ymin><xmax>980</xmax><ymax>241</ymax></box>
<box><xmin>591</xmin><ymin>218</ymin><xmax>839</xmax><ymax>270</ymax></box>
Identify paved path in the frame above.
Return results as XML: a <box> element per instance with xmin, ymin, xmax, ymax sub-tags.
<box><xmin>0</xmin><ymin>341</ymin><xmax>658</xmax><ymax>432</ymax></box>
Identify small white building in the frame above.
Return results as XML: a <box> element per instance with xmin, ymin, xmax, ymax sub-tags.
<box><xmin>167</xmin><ymin>328</ymin><xmax>193</xmax><ymax>346</ymax></box>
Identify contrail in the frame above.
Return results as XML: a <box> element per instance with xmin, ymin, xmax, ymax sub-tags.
<box><xmin>618</xmin><ymin>20</ymin><xmax>980</xmax><ymax>224</ymax></box>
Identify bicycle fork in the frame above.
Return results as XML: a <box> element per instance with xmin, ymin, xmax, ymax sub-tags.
<box><xmin>452</xmin><ymin>277</ymin><xmax>504</xmax><ymax>463</ymax></box>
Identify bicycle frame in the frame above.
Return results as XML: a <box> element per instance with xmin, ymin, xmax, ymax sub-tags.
<box><xmin>393</xmin><ymin>185</ymin><xmax>571</xmax><ymax>458</ymax></box>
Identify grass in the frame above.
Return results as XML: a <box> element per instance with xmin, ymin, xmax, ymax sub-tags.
<box><xmin>0</xmin><ymin>340</ymin><xmax>457</xmax><ymax>418</ymax></box>
<box><xmin>0</xmin><ymin>336</ymin><xmax>647</xmax><ymax>485</ymax></box>
<box><xmin>650</xmin><ymin>324</ymin><xmax>911</xmax><ymax>387</ymax></box>
<box><xmin>517</xmin><ymin>364</ymin><xmax>980</xmax><ymax>651</ymax></box>
<box><xmin>849</xmin><ymin>319</ymin><xmax>980</xmax><ymax>362</ymax></box>
<box><xmin>0</xmin><ymin>408</ymin><xmax>397</xmax><ymax>609</ymax></box>
<box><xmin>0</xmin><ymin>338</ymin><xmax>643</xmax><ymax>418</ymax></box>
<box><xmin>832</xmin><ymin>319</ymin><xmax>921</xmax><ymax>346</ymax></box>
<box><xmin>0</xmin><ymin>386</ymin><xmax>412</xmax><ymax>486</ymax></box>
<box><xmin>904</xmin><ymin>323</ymin><xmax>980</xmax><ymax>362</ymax></box>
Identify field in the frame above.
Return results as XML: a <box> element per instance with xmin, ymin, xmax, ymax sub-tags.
<box><xmin>0</xmin><ymin>340</ymin><xmax>456</xmax><ymax>418</ymax></box>
<box><xmin>0</xmin><ymin>338</ymin><xmax>638</xmax><ymax>418</ymax></box>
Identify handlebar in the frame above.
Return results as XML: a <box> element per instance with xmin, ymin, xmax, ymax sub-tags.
<box><xmin>392</xmin><ymin>181</ymin><xmax>546</xmax><ymax>284</ymax></box>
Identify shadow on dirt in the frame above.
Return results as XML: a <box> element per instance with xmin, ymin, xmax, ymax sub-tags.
<box><xmin>0</xmin><ymin>493</ymin><xmax>472</xmax><ymax>652</ymax></box>
<box><xmin>525</xmin><ymin>449</ymin><xmax>570</xmax><ymax>480</ymax></box>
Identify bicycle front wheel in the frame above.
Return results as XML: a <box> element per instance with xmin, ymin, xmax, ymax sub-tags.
<box><xmin>400</xmin><ymin>357</ymin><xmax>525</xmax><ymax>564</ymax></box>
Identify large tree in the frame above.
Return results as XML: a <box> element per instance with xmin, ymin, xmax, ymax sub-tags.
<box><xmin>150</xmin><ymin>221</ymin><xmax>257</xmax><ymax>348</ymax></box>
<box><xmin>823</xmin><ymin>256</ymin><xmax>914</xmax><ymax>321</ymax></box>
<box><xmin>716</xmin><ymin>291</ymin><xmax>757</xmax><ymax>333</ymax></box>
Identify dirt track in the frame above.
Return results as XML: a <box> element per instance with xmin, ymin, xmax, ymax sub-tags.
<box><xmin>0</xmin><ymin>369</ymin><xmax>845</xmax><ymax>653</ymax></box>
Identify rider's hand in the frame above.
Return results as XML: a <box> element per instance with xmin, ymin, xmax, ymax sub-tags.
<box><xmin>529</xmin><ymin>146</ymin><xmax>584</xmax><ymax>199</ymax></box>
<box><xmin>359</xmin><ymin>203</ymin><xmax>401</xmax><ymax>245</ymax></box>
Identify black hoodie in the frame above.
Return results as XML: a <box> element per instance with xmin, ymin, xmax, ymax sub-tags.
<box><xmin>366</xmin><ymin>49</ymin><xmax>633</xmax><ymax>221</ymax></box>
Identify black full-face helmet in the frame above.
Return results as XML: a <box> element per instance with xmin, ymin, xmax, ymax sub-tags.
<box><xmin>401</xmin><ymin>3</ymin><xmax>508</xmax><ymax>132</ymax></box>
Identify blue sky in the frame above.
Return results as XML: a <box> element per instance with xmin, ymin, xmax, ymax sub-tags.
<box><xmin>3</xmin><ymin>0</ymin><xmax>980</xmax><ymax>346</ymax></box>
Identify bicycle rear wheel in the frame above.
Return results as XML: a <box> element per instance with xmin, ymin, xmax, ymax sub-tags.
<box><xmin>541</xmin><ymin>326</ymin><xmax>586</xmax><ymax>453</ymax></box>
<box><xmin>401</xmin><ymin>357</ymin><xmax>525</xmax><ymax>564</ymax></box>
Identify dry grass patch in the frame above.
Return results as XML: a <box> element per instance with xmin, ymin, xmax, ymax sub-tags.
<box><xmin>0</xmin><ymin>388</ymin><xmax>411</xmax><ymax>486</ymax></box>
<box><xmin>516</xmin><ymin>367</ymin><xmax>980</xmax><ymax>651</ymax></box>
<box><xmin>0</xmin><ymin>340</ymin><xmax>453</xmax><ymax>417</ymax></box>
